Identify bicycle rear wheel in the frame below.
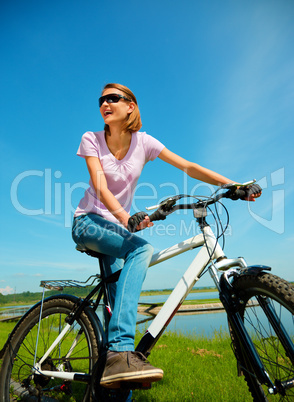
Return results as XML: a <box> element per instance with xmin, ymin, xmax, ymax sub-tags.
<box><xmin>229</xmin><ymin>272</ymin><xmax>294</xmax><ymax>401</ymax></box>
<box><xmin>0</xmin><ymin>296</ymin><xmax>99</xmax><ymax>401</ymax></box>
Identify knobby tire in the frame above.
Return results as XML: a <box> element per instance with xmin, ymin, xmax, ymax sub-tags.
<box><xmin>229</xmin><ymin>272</ymin><xmax>294</xmax><ymax>401</ymax></box>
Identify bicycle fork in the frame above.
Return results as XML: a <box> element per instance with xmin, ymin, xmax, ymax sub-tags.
<box><xmin>256</xmin><ymin>294</ymin><xmax>294</xmax><ymax>393</ymax></box>
<box><xmin>209</xmin><ymin>263</ymin><xmax>294</xmax><ymax>396</ymax></box>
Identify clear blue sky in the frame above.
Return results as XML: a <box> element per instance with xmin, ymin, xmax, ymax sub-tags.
<box><xmin>1</xmin><ymin>0</ymin><xmax>294</xmax><ymax>295</ymax></box>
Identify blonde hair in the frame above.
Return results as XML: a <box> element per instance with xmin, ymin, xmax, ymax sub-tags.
<box><xmin>102</xmin><ymin>83</ymin><xmax>142</xmax><ymax>134</ymax></box>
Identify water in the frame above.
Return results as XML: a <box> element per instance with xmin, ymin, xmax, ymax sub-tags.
<box><xmin>3</xmin><ymin>297</ymin><xmax>294</xmax><ymax>340</ymax></box>
<box><xmin>1</xmin><ymin>305</ymin><xmax>31</xmax><ymax>309</ymax></box>
<box><xmin>137</xmin><ymin>310</ymin><xmax>229</xmax><ymax>337</ymax></box>
<box><xmin>139</xmin><ymin>291</ymin><xmax>218</xmax><ymax>304</ymax></box>
<box><xmin>136</xmin><ymin>291</ymin><xmax>226</xmax><ymax>337</ymax></box>
<box><xmin>0</xmin><ymin>305</ymin><xmax>32</xmax><ymax>319</ymax></box>
<box><xmin>137</xmin><ymin>292</ymin><xmax>294</xmax><ymax>338</ymax></box>
<box><xmin>1</xmin><ymin>293</ymin><xmax>224</xmax><ymax>336</ymax></box>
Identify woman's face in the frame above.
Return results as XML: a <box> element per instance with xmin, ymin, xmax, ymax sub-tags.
<box><xmin>100</xmin><ymin>88</ymin><xmax>134</xmax><ymax>128</ymax></box>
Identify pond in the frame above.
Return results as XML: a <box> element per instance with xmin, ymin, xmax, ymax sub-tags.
<box><xmin>139</xmin><ymin>291</ymin><xmax>218</xmax><ymax>304</ymax></box>
<box><xmin>136</xmin><ymin>310</ymin><xmax>229</xmax><ymax>338</ymax></box>
<box><xmin>136</xmin><ymin>291</ymin><xmax>227</xmax><ymax>337</ymax></box>
<box><xmin>1</xmin><ymin>292</ymin><xmax>226</xmax><ymax>337</ymax></box>
<box><xmin>137</xmin><ymin>293</ymin><xmax>294</xmax><ymax>339</ymax></box>
<box><xmin>5</xmin><ymin>293</ymin><xmax>292</xmax><ymax>341</ymax></box>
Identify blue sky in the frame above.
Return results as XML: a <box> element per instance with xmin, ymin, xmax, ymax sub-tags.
<box><xmin>1</xmin><ymin>0</ymin><xmax>294</xmax><ymax>295</ymax></box>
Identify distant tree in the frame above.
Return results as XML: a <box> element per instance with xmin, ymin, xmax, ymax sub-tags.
<box><xmin>0</xmin><ymin>293</ymin><xmax>7</xmax><ymax>304</ymax></box>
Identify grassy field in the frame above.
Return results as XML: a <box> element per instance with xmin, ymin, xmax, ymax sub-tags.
<box><xmin>0</xmin><ymin>288</ymin><xmax>218</xmax><ymax>309</ymax></box>
<box><xmin>0</xmin><ymin>322</ymin><xmax>252</xmax><ymax>401</ymax></box>
<box><xmin>0</xmin><ymin>321</ymin><xmax>15</xmax><ymax>371</ymax></box>
<box><xmin>140</xmin><ymin>288</ymin><xmax>217</xmax><ymax>296</ymax></box>
<box><xmin>132</xmin><ymin>329</ymin><xmax>252</xmax><ymax>401</ymax></box>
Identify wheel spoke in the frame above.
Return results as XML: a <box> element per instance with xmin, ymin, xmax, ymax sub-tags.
<box><xmin>0</xmin><ymin>298</ymin><xmax>98</xmax><ymax>401</ymax></box>
<box><xmin>229</xmin><ymin>273</ymin><xmax>294</xmax><ymax>400</ymax></box>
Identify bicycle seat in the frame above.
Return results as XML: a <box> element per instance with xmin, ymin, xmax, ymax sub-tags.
<box><xmin>75</xmin><ymin>245</ymin><xmax>104</xmax><ymax>259</ymax></box>
<box><xmin>76</xmin><ymin>245</ymin><xmax>121</xmax><ymax>283</ymax></box>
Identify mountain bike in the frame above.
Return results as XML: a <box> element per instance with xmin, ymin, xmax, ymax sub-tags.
<box><xmin>1</xmin><ymin>182</ymin><xmax>294</xmax><ymax>401</ymax></box>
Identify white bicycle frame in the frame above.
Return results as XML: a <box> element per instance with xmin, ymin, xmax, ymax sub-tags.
<box><xmin>145</xmin><ymin>225</ymin><xmax>247</xmax><ymax>340</ymax></box>
<box><xmin>147</xmin><ymin>226</ymin><xmax>224</xmax><ymax>338</ymax></box>
<box><xmin>33</xmin><ymin>224</ymin><xmax>248</xmax><ymax>382</ymax></box>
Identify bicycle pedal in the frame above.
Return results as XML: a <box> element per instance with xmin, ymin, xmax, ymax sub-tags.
<box><xmin>60</xmin><ymin>382</ymin><xmax>72</xmax><ymax>395</ymax></box>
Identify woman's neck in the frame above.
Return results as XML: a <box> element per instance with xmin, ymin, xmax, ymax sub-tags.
<box><xmin>106</xmin><ymin>125</ymin><xmax>125</xmax><ymax>138</ymax></box>
<box><xmin>105</xmin><ymin>128</ymin><xmax>132</xmax><ymax>160</ymax></box>
<box><xmin>106</xmin><ymin>126</ymin><xmax>131</xmax><ymax>141</ymax></box>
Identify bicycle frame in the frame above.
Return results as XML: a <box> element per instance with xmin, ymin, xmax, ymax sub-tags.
<box><xmin>31</xmin><ymin>223</ymin><xmax>225</xmax><ymax>382</ymax></box>
<box><xmin>137</xmin><ymin>225</ymin><xmax>225</xmax><ymax>351</ymax></box>
<box><xmin>30</xmin><ymin>216</ymin><xmax>285</xmax><ymax>394</ymax></box>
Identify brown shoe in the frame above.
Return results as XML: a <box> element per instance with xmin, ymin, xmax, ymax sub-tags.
<box><xmin>100</xmin><ymin>351</ymin><xmax>163</xmax><ymax>388</ymax></box>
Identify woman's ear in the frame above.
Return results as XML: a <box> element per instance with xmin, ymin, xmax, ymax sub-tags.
<box><xmin>127</xmin><ymin>102</ymin><xmax>135</xmax><ymax>114</ymax></box>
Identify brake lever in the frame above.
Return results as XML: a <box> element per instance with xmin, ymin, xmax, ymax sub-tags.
<box><xmin>146</xmin><ymin>195</ymin><xmax>185</xmax><ymax>211</ymax></box>
<box><xmin>221</xmin><ymin>180</ymin><xmax>256</xmax><ymax>191</ymax></box>
<box><xmin>146</xmin><ymin>198</ymin><xmax>173</xmax><ymax>211</ymax></box>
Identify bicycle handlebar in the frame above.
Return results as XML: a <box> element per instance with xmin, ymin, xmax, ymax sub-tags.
<box><xmin>147</xmin><ymin>182</ymin><xmax>256</xmax><ymax>223</ymax></box>
<box><xmin>127</xmin><ymin>181</ymin><xmax>259</xmax><ymax>232</ymax></box>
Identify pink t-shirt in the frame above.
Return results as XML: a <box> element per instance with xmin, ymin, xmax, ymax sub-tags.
<box><xmin>74</xmin><ymin>131</ymin><xmax>165</xmax><ymax>224</ymax></box>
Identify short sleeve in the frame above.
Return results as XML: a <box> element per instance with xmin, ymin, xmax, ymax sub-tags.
<box><xmin>142</xmin><ymin>133</ymin><xmax>165</xmax><ymax>161</ymax></box>
<box><xmin>77</xmin><ymin>132</ymin><xmax>99</xmax><ymax>158</ymax></box>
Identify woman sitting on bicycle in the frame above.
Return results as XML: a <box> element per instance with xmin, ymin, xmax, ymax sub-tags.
<box><xmin>72</xmin><ymin>83</ymin><xmax>261</xmax><ymax>388</ymax></box>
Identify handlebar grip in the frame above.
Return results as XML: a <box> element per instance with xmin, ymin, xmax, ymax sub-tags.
<box><xmin>227</xmin><ymin>183</ymin><xmax>262</xmax><ymax>201</ymax></box>
<box><xmin>232</xmin><ymin>188</ymin><xmax>246</xmax><ymax>200</ymax></box>
<box><xmin>149</xmin><ymin>209</ymin><xmax>167</xmax><ymax>222</ymax></box>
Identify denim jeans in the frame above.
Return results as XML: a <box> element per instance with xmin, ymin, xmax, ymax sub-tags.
<box><xmin>72</xmin><ymin>213</ymin><xmax>154</xmax><ymax>352</ymax></box>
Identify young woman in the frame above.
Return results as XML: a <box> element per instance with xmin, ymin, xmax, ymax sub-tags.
<box><xmin>72</xmin><ymin>83</ymin><xmax>261</xmax><ymax>388</ymax></box>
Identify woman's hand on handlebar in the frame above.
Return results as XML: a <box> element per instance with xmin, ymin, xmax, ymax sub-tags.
<box><xmin>128</xmin><ymin>182</ymin><xmax>262</xmax><ymax>232</ymax></box>
<box><xmin>231</xmin><ymin>183</ymin><xmax>262</xmax><ymax>201</ymax></box>
<box><xmin>128</xmin><ymin>212</ymin><xmax>153</xmax><ymax>233</ymax></box>
<box><xmin>240</xmin><ymin>183</ymin><xmax>262</xmax><ymax>201</ymax></box>
<box><xmin>137</xmin><ymin>215</ymin><xmax>153</xmax><ymax>231</ymax></box>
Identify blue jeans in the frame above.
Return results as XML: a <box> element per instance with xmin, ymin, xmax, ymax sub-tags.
<box><xmin>72</xmin><ymin>213</ymin><xmax>154</xmax><ymax>352</ymax></box>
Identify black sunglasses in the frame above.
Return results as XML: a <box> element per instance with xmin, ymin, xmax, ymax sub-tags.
<box><xmin>99</xmin><ymin>93</ymin><xmax>132</xmax><ymax>108</ymax></box>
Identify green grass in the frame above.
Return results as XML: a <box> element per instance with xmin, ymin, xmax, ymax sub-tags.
<box><xmin>0</xmin><ymin>322</ymin><xmax>252</xmax><ymax>401</ymax></box>
<box><xmin>0</xmin><ymin>317</ymin><xmax>92</xmax><ymax>401</ymax></box>
<box><xmin>0</xmin><ymin>321</ymin><xmax>14</xmax><ymax>370</ymax></box>
<box><xmin>140</xmin><ymin>288</ymin><xmax>217</xmax><ymax>296</ymax></box>
<box><xmin>0</xmin><ymin>321</ymin><xmax>14</xmax><ymax>348</ymax></box>
<box><xmin>133</xmin><ymin>329</ymin><xmax>252</xmax><ymax>401</ymax></box>
<box><xmin>182</xmin><ymin>298</ymin><xmax>220</xmax><ymax>305</ymax></box>
<box><xmin>139</xmin><ymin>298</ymin><xmax>220</xmax><ymax>310</ymax></box>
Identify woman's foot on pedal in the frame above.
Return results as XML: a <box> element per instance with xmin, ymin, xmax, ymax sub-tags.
<box><xmin>100</xmin><ymin>351</ymin><xmax>163</xmax><ymax>389</ymax></box>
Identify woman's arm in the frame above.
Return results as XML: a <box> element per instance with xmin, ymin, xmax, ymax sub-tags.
<box><xmin>158</xmin><ymin>147</ymin><xmax>234</xmax><ymax>186</ymax></box>
<box><xmin>85</xmin><ymin>156</ymin><xmax>131</xmax><ymax>227</ymax></box>
<box><xmin>158</xmin><ymin>148</ymin><xmax>261</xmax><ymax>201</ymax></box>
<box><xmin>85</xmin><ymin>156</ymin><xmax>152</xmax><ymax>229</ymax></box>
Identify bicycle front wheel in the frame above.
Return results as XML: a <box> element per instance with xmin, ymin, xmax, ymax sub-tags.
<box><xmin>0</xmin><ymin>296</ymin><xmax>99</xmax><ymax>401</ymax></box>
<box><xmin>230</xmin><ymin>272</ymin><xmax>294</xmax><ymax>401</ymax></box>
